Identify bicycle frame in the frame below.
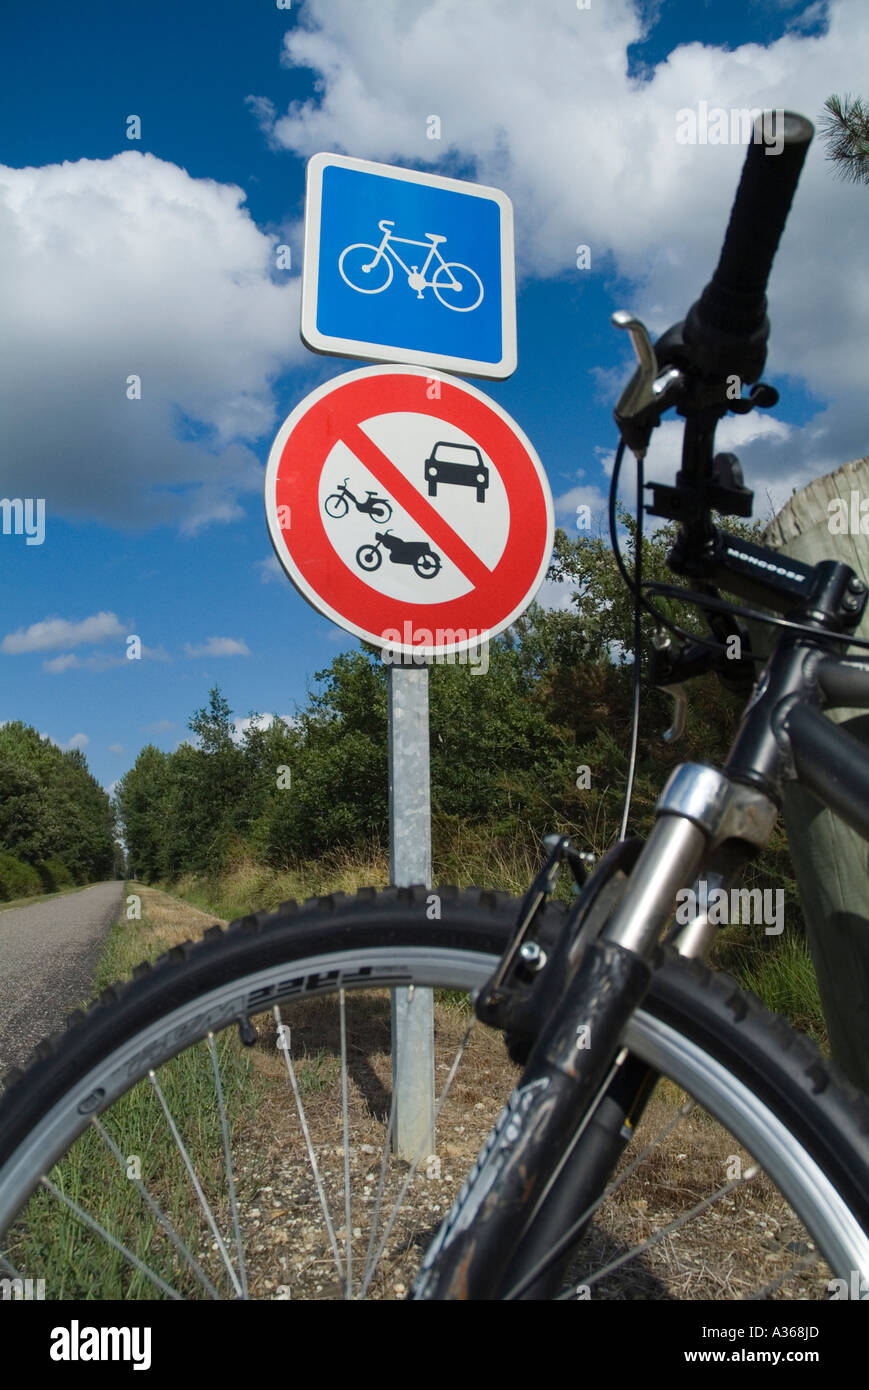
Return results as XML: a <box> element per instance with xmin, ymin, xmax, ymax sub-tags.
<box><xmin>606</xmin><ymin>646</ymin><xmax>869</xmax><ymax>963</ymax></box>
<box><xmin>368</xmin><ymin>222</ymin><xmax>447</xmax><ymax>280</ymax></box>
<box><xmin>604</xmin><ymin>527</ymin><xmax>869</xmax><ymax>959</ymax></box>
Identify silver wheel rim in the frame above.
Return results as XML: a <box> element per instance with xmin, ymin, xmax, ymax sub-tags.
<box><xmin>1</xmin><ymin>944</ymin><xmax>863</xmax><ymax>1298</ymax></box>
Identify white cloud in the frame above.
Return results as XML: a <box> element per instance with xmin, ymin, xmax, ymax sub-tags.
<box><xmin>2</xmin><ymin>611</ymin><xmax>126</xmax><ymax>654</ymax></box>
<box><xmin>637</xmin><ymin>413</ymin><xmax>802</xmax><ymax>521</ymax></box>
<box><xmin>553</xmin><ymin>481</ymin><xmax>610</xmax><ymax>531</ymax></box>
<box><xmin>141</xmin><ymin>719</ymin><xmax>176</xmax><ymax>734</ymax></box>
<box><xmin>42</xmin><ymin>653</ymin><xmax>81</xmax><ymax>674</ymax></box>
<box><xmin>108</xmin><ymin>743</ymin><xmax>124</xmax><ymax>755</ymax></box>
<box><xmin>0</xmin><ymin>152</ymin><xmax>302</xmax><ymax>532</ymax></box>
<box><xmin>534</xmin><ymin>576</ymin><xmax>577</xmax><ymax>613</ymax></box>
<box><xmin>60</xmin><ymin>732</ymin><xmax>89</xmax><ymax>751</ymax></box>
<box><xmin>183</xmin><ymin>636</ymin><xmax>251</xmax><ymax>658</ymax></box>
<box><xmin>232</xmin><ymin>712</ymin><xmax>296</xmax><ymax>743</ymax></box>
<box><xmin>42</xmin><ymin>646</ymin><xmax>170</xmax><ymax>673</ymax></box>
<box><xmin>254</xmin><ymin>0</ymin><xmax>869</xmax><ymax>498</ymax></box>
<box><xmin>257</xmin><ymin>554</ymin><xmax>284</xmax><ymax>583</ymax></box>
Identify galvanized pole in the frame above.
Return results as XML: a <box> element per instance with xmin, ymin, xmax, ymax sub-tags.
<box><xmin>388</xmin><ymin>661</ymin><xmax>436</xmax><ymax>1161</ymax></box>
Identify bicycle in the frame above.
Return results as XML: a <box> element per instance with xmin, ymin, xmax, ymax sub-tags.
<box><xmin>323</xmin><ymin>478</ymin><xmax>393</xmax><ymax>523</ymax></box>
<box><xmin>338</xmin><ymin>219</ymin><xmax>484</xmax><ymax>311</ymax></box>
<box><xmin>1</xmin><ymin>110</ymin><xmax>868</xmax><ymax>1303</ymax></box>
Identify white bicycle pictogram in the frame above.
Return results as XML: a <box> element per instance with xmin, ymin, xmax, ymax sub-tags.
<box><xmin>338</xmin><ymin>219</ymin><xmax>484</xmax><ymax>312</ymax></box>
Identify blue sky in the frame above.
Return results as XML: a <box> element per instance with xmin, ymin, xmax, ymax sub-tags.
<box><xmin>1</xmin><ymin>0</ymin><xmax>866</xmax><ymax>797</ymax></box>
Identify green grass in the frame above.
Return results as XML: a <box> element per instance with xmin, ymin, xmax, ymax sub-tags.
<box><xmin>11</xmin><ymin>1031</ymin><xmax>258</xmax><ymax>1298</ymax></box>
<box><xmin>713</xmin><ymin>929</ymin><xmax>827</xmax><ymax>1047</ymax></box>
<box><xmin>5</xmin><ymin>889</ymin><xmax>262</xmax><ymax>1299</ymax></box>
<box><xmin>163</xmin><ymin>847</ymin><xmax>390</xmax><ymax>924</ymax></box>
<box><xmin>295</xmin><ymin>1049</ymin><xmax>341</xmax><ymax>1094</ymax></box>
<box><xmin>91</xmin><ymin>889</ymin><xmax>172</xmax><ymax>993</ymax></box>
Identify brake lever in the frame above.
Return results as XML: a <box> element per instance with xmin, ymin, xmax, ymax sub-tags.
<box><xmin>650</xmin><ymin>633</ymin><xmax>697</xmax><ymax>745</ymax></box>
<box><xmin>611</xmin><ymin>311</ymin><xmax>684</xmax><ymax>459</ymax></box>
<box><xmin>658</xmin><ymin>684</ymin><xmax>688</xmax><ymax>744</ymax></box>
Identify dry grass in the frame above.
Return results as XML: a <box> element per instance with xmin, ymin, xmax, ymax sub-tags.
<box><xmin>227</xmin><ymin>1001</ymin><xmax>831</xmax><ymax>1301</ymax></box>
<box><xmin>167</xmin><ymin>851</ymin><xmax>391</xmax><ymax>926</ymax></box>
<box><xmin>573</xmin><ymin>1089</ymin><xmax>827</xmax><ymax>1300</ymax></box>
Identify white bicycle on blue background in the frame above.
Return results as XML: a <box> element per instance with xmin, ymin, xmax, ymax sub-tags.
<box><xmin>338</xmin><ymin>218</ymin><xmax>484</xmax><ymax>311</ymax></box>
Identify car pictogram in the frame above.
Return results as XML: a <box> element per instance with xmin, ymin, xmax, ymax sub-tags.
<box><xmin>424</xmin><ymin>441</ymin><xmax>489</xmax><ymax>503</ymax></box>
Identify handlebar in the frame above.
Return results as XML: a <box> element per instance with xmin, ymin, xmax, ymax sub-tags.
<box><xmin>606</xmin><ymin>108</ymin><xmax>864</xmax><ymax>736</ymax></box>
<box><xmin>682</xmin><ymin>111</ymin><xmax>814</xmax><ymax>382</ymax></box>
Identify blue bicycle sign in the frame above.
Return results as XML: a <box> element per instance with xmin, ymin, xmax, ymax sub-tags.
<box><xmin>338</xmin><ymin>220</ymin><xmax>484</xmax><ymax>312</ymax></box>
<box><xmin>301</xmin><ymin>153</ymin><xmax>517</xmax><ymax>378</ymax></box>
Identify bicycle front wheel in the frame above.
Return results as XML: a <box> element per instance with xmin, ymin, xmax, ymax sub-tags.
<box><xmin>1</xmin><ymin>887</ymin><xmax>867</xmax><ymax>1300</ymax></box>
<box><xmin>323</xmin><ymin>493</ymin><xmax>350</xmax><ymax>519</ymax></box>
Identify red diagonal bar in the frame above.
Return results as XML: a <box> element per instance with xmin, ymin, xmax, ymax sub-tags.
<box><xmin>342</xmin><ymin>422</ymin><xmax>493</xmax><ymax>591</ymax></box>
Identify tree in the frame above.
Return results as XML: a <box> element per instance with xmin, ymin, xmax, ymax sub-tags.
<box><xmin>0</xmin><ymin>722</ymin><xmax>115</xmax><ymax>881</ymax></box>
<box><xmin>820</xmin><ymin>94</ymin><xmax>869</xmax><ymax>186</ymax></box>
<box><xmin>115</xmin><ymin>745</ymin><xmax>169</xmax><ymax>881</ymax></box>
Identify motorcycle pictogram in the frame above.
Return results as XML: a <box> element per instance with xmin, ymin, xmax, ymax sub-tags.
<box><xmin>324</xmin><ymin>478</ymin><xmax>393</xmax><ymax>523</ymax></box>
<box><xmin>355</xmin><ymin>530</ymin><xmax>442</xmax><ymax>579</ymax></box>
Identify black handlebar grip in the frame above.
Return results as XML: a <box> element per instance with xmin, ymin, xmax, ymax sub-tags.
<box><xmin>684</xmin><ymin>111</ymin><xmax>814</xmax><ymax>380</ymax></box>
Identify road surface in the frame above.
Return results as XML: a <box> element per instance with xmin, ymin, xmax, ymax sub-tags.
<box><xmin>0</xmin><ymin>881</ymin><xmax>125</xmax><ymax>1085</ymax></box>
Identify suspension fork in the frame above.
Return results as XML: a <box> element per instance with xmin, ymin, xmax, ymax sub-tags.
<box><xmin>496</xmin><ymin>837</ymin><xmax>760</xmax><ymax>1299</ymax></box>
<box><xmin>412</xmin><ymin>766</ymin><xmax>777</xmax><ymax>1300</ymax></box>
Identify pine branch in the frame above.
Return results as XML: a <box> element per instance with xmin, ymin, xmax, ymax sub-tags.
<box><xmin>820</xmin><ymin>93</ymin><xmax>869</xmax><ymax>186</ymax></box>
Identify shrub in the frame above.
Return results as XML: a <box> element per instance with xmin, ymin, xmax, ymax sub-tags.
<box><xmin>39</xmin><ymin>858</ymin><xmax>77</xmax><ymax>892</ymax></box>
<box><xmin>0</xmin><ymin>852</ymin><xmax>42</xmax><ymax>901</ymax></box>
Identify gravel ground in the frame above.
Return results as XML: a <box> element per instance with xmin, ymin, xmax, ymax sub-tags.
<box><xmin>0</xmin><ymin>881</ymin><xmax>125</xmax><ymax>1084</ymax></box>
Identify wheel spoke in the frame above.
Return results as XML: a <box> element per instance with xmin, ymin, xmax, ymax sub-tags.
<box><xmin>40</xmin><ymin>1177</ymin><xmax>183</xmax><ymax>1299</ymax></box>
<box><xmin>339</xmin><ymin>989</ymin><xmax>353</xmax><ymax>1299</ymax></box>
<box><xmin>359</xmin><ymin>1015</ymin><xmax>476</xmax><ymax>1299</ymax></box>
<box><xmin>147</xmin><ymin>1070</ymin><xmax>242</xmax><ymax>1297</ymax></box>
<box><xmin>273</xmin><ymin>1004</ymin><xmax>345</xmax><ymax>1288</ymax></box>
<box><xmin>752</xmin><ymin>1252</ymin><xmax>822</xmax><ymax>1299</ymax></box>
<box><xmin>90</xmin><ymin>1116</ymin><xmax>220</xmax><ymax>1299</ymax></box>
<box><xmin>359</xmin><ymin>1071</ymin><xmax>399</xmax><ymax>1295</ymax></box>
<box><xmin>558</xmin><ymin>1165</ymin><xmax>762</xmax><ymax>1299</ymax></box>
<box><xmin>206</xmin><ymin>1033</ymin><xmax>249</xmax><ymax>1299</ymax></box>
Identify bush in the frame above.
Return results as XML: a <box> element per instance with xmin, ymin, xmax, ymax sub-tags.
<box><xmin>38</xmin><ymin>858</ymin><xmax>77</xmax><ymax>892</ymax></box>
<box><xmin>0</xmin><ymin>852</ymin><xmax>42</xmax><ymax>901</ymax></box>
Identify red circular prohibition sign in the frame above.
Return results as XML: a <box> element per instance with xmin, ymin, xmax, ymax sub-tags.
<box><xmin>267</xmin><ymin>366</ymin><xmax>553</xmax><ymax>652</ymax></box>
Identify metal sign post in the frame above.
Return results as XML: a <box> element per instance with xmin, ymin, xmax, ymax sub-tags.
<box><xmin>388</xmin><ymin>661</ymin><xmax>435</xmax><ymax>1161</ymax></box>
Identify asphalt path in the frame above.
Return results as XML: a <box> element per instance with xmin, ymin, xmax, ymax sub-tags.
<box><xmin>0</xmin><ymin>881</ymin><xmax>125</xmax><ymax>1084</ymax></box>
